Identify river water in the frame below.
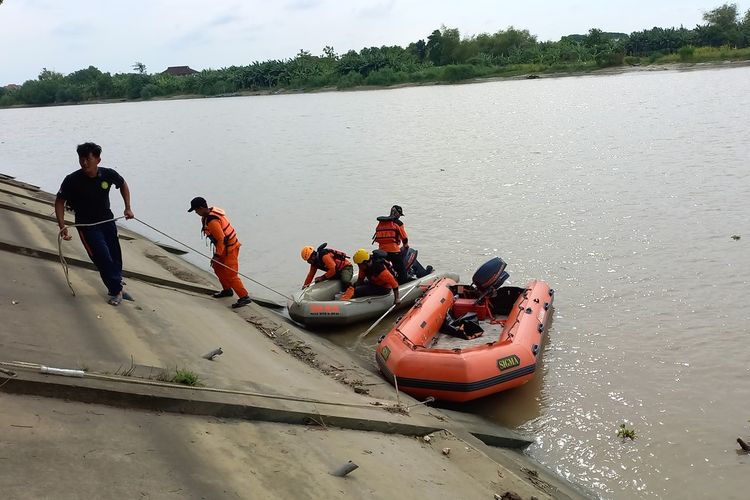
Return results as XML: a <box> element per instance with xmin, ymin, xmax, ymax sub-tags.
<box><xmin>2</xmin><ymin>66</ymin><xmax>749</xmax><ymax>499</ymax></box>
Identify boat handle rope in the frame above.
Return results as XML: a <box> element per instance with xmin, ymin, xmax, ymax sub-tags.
<box><xmin>57</xmin><ymin>216</ymin><xmax>292</xmax><ymax>301</ymax></box>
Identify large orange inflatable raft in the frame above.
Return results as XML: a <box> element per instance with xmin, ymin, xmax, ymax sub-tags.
<box><xmin>375</xmin><ymin>258</ymin><xmax>554</xmax><ymax>403</ymax></box>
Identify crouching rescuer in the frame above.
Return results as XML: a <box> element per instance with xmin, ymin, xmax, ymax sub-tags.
<box><xmin>351</xmin><ymin>248</ymin><xmax>400</xmax><ymax>305</ymax></box>
<box><xmin>188</xmin><ymin>197</ymin><xmax>252</xmax><ymax>309</ymax></box>
<box><xmin>300</xmin><ymin>243</ymin><xmax>355</xmax><ymax>299</ymax></box>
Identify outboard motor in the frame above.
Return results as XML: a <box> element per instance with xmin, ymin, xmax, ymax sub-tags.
<box><xmin>402</xmin><ymin>247</ymin><xmax>418</xmax><ymax>270</ymax></box>
<box><xmin>401</xmin><ymin>247</ymin><xmax>433</xmax><ymax>279</ymax></box>
<box><xmin>472</xmin><ymin>257</ymin><xmax>509</xmax><ymax>296</ymax></box>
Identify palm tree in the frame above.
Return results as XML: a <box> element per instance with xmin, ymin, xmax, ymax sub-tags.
<box><xmin>132</xmin><ymin>62</ymin><xmax>146</xmax><ymax>74</ymax></box>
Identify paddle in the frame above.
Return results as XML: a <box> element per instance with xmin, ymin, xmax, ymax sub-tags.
<box><xmin>355</xmin><ymin>280</ymin><xmax>422</xmax><ymax>345</ymax></box>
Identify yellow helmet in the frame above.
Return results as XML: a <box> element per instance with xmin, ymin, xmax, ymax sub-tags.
<box><xmin>353</xmin><ymin>248</ymin><xmax>370</xmax><ymax>265</ymax></box>
<box><xmin>301</xmin><ymin>246</ymin><xmax>315</xmax><ymax>261</ymax></box>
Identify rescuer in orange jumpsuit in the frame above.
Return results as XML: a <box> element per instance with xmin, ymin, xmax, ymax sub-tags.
<box><xmin>188</xmin><ymin>197</ymin><xmax>251</xmax><ymax>308</ymax></box>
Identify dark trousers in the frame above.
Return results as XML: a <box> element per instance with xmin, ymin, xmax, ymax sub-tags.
<box><xmin>386</xmin><ymin>251</ymin><xmax>408</xmax><ymax>284</ymax></box>
<box><xmin>353</xmin><ymin>282</ymin><xmax>391</xmax><ymax>298</ymax></box>
<box><xmin>411</xmin><ymin>258</ymin><xmax>429</xmax><ymax>278</ymax></box>
<box><xmin>78</xmin><ymin>221</ymin><xmax>123</xmax><ymax>296</ymax></box>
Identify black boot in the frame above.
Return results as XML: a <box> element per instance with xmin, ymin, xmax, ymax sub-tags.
<box><xmin>232</xmin><ymin>296</ymin><xmax>253</xmax><ymax>308</ymax></box>
<box><xmin>212</xmin><ymin>289</ymin><xmax>233</xmax><ymax>298</ymax></box>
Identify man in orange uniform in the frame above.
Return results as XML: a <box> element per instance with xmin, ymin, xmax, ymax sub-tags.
<box><xmin>300</xmin><ymin>243</ymin><xmax>355</xmax><ymax>298</ymax></box>
<box><xmin>351</xmin><ymin>249</ymin><xmax>400</xmax><ymax>305</ymax></box>
<box><xmin>372</xmin><ymin>204</ymin><xmax>409</xmax><ymax>284</ymax></box>
<box><xmin>188</xmin><ymin>197</ymin><xmax>251</xmax><ymax>308</ymax></box>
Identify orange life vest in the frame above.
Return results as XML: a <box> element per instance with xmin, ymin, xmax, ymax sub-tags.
<box><xmin>312</xmin><ymin>243</ymin><xmax>350</xmax><ymax>273</ymax></box>
<box><xmin>372</xmin><ymin>217</ymin><xmax>403</xmax><ymax>246</ymax></box>
<box><xmin>202</xmin><ymin>207</ymin><xmax>238</xmax><ymax>249</ymax></box>
<box><xmin>366</xmin><ymin>253</ymin><xmax>396</xmax><ymax>287</ymax></box>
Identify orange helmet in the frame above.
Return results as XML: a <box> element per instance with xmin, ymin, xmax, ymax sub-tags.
<box><xmin>301</xmin><ymin>246</ymin><xmax>315</xmax><ymax>261</ymax></box>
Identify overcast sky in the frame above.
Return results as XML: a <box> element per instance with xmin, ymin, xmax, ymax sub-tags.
<box><xmin>1</xmin><ymin>0</ymin><xmax>748</xmax><ymax>84</ymax></box>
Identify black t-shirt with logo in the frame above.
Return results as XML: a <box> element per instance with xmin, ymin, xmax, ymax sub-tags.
<box><xmin>57</xmin><ymin>167</ymin><xmax>125</xmax><ymax>224</ymax></box>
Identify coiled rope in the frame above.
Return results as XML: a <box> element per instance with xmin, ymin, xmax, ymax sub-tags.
<box><xmin>58</xmin><ymin>216</ymin><xmax>292</xmax><ymax>301</ymax></box>
<box><xmin>58</xmin><ymin>216</ymin><xmax>124</xmax><ymax>296</ymax></box>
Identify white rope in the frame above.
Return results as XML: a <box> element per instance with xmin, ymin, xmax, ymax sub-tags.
<box><xmin>57</xmin><ymin>216</ymin><xmax>292</xmax><ymax>301</ymax></box>
<box><xmin>58</xmin><ymin>216</ymin><xmax>124</xmax><ymax>296</ymax></box>
<box><xmin>134</xmin><ymin>217</ymin><xmax>292</xmax><ymax>301</ymax></box>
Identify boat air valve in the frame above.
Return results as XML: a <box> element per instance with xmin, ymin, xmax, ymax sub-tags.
<box><xmin>538</xmin><ymin>323</ymin><xmax>544</xmax><ymax>333</ymax></box>
<box><xmin>549</xmin><ymin>289</ymin><xmax>555</xmax><ymax>296</ymax></box>
<box><xmin>378</xmin><ymin>335</ymin><xmax>385</xmax><ymax>343</ymax></box>
<box><xmin>532</xmin><ymin>344</ymin><xmax>539</xmax><ymax>355</ymax></box>
<box><xmin>544</xmin><ymin>302</ymin><xmax>550</xmax><ymax>310</ymax></box>
<box><xmin>525</xmin><ymin>307</ymin><xmax>533</xmax><ymax>314</ymax></box>
<box><xmin>534</xmin><ymin>298</ymin><xmax>539</xmax><ymax>303</ymax></box>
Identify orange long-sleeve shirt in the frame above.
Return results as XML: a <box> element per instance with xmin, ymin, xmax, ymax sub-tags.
<box><xmin>356</xmin><ymin>263</ymin><xmax>398</xmax><ymax>289</ymax></box>
<box><xmin>205</xmin><ymin>219</ymin><xmax>229</xmax><ymax>255</ymax></box>
<box><xmin>303</xmin><ymin>253</ymin><xmax>343</xmax><ymax>286</ymax></box>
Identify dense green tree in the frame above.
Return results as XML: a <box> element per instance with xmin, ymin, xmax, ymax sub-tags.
<box><xmin>3</xmin><ymin>2</ymin><xmax>750</xmax><ymax>108</ymax></box>
<box><xmin>322</xmin><ymin>45</ymin><xmax>337</xmax><ymax>59</ymax></box>
<box><xmin>699</xmin><ymin>3</ymin><xmax>743</xmax><ymax>46</ymax></box>
<box><xmin>426</xmin><ymin>27</ymin><xmax>461</xmax><ymax>65</ymax></box>
<box><xmin>407</xmin><ymin>39</ymin><xmax>427</xmax><ymax>62</ymax></box>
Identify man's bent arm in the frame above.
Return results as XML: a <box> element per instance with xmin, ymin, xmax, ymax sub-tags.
<box><xmin>121</xmin><ymin>180</ymin><xmax>134</xmax><ymax>218</ymax></box>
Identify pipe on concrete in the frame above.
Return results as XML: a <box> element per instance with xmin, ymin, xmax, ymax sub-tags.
<box><xmin>330</xmin><ymin>461</ymin><xmax>359</xmax><ymax>477</ymax></box>
<box><xmin>40</xmin><ymin>366</ymin><xmax>85</xmax><ymax>378</ymax></box>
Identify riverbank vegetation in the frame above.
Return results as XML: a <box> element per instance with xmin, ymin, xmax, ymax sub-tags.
<box><xmin>2</xmin><ymin>3</ymin><xmax>749</xmax><ymax>107</ymax></box>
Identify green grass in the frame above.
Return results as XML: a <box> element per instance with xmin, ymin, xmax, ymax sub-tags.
<box><xmin>171</xmin><ymin>369</ymin><xmax>200</xmax><ymax>386</ymax></box>
<box><xmin>648</xmin><ymin>46</ymin><xmax>750</xmax><ymax>65</ymax></box>
<box><xmin>616</xmin><ymin>423</ymin><xmax>637</xmax><ymax>441</ymax></box>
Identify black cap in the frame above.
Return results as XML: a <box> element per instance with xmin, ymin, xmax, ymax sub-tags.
<box><xmin>391</xmin><ymin>205</ymin><xmax>404</xmax><ymax>217</ymax></box>
<box><xmin>188</xmin><ymin>196</ymin><xmax>208</xmax><ymax>212</ymax></box>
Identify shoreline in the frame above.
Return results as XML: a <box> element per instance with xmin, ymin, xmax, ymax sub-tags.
<box><xmin>3</xmin><ymin>59</ymin><xmax>749</xmax><ymax>110</ymax></box>
<box><xmin>0</xmin><ymin>174</ymin><xmax>596</xmax><ymax>499</ymax></box>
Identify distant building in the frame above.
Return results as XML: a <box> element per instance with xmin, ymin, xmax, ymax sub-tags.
<box><xmin>3</xmin><ymin>84</ymin><xmax>20</xmax><ymax>90</ymax></box>
<box><xmin>161</xmin><ymin>66</ymin><xmax>199</xmax><ymax>76</ymax></box>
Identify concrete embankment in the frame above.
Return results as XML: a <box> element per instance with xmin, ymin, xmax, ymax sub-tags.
<box><xmin>0</xmin><ymin>174</ymin><xmax>594</xmax><ymax>499</ymax></box>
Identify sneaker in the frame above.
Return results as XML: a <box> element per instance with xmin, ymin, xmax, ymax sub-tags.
<box><xmin>231</xmin><ymin>296</ymin><xmax>252</xmax><ymax>308</ymax></box>
<box><xmin>107</xmin><ymin>293</ymin><xmax>123</xmax><ymax>306</ymax></box>
<box><xmin>212</xmin><ymin>289</ymin><xmax>234</xmax><ymax>298</ymax></box>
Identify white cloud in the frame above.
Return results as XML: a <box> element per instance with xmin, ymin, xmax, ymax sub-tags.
<box><xmin>1</xmin><ymin>0</ymin><xmax>747</xmax><ymax>84</ymax></box>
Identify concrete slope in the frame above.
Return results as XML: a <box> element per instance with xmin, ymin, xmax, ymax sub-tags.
<box><xmin>0</xmin><ymin>176</ymin><xmax>593</xmax><ymax>500</ymax></box>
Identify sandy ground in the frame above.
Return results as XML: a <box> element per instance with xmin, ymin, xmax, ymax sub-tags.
<box><xmin>2</xmin><ymin>393</ymin><xmax>553</xmax><ymax>500</ymax></box>
<box><xmin>0</xmin><ymin>175</ymin><xmax>591</xmax><ymax>500</ymax></box>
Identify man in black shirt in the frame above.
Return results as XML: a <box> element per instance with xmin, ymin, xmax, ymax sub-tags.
<box><xmin>55</xmin><ymin>142</ymin><xmax>134</xmax><ymax>305</ymax></box>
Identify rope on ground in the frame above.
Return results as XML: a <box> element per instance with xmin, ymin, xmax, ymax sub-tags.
<box><xmin>58</xmin><ymin>216</ymin><xmax>124</xmax><ymax>296</ymax></box>
<box><xmin>0</xmin><ymin>360</ymin><xmax>392</xmax><ymax>412</ymax></box>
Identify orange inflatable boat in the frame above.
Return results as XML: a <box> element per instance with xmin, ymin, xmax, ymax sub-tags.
<box><xmin>375</xmin><ymin>258</ymin><xmax>554</xmax><ymax>403</ymax></box>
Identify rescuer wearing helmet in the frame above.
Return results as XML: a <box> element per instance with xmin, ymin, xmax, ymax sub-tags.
<box><xmin>188</xmin><ymin>197</ymin><xmax>252</xmax><ymax>309</ymax></box>
<box><xmin>300</xmin><ymin>243</ymin><xmax>355</xmax><ymax>299</ymax></box>
<box><xmin>351</xmin><ymin>248</ymin><xmax>400</xmax><ymax>305</ymax></box>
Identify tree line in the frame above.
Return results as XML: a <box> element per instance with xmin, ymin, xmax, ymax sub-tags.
<box><xmin>2</xmin><ymin>3</ymin><xmax>749</xmax><ymax>107</ymax></box>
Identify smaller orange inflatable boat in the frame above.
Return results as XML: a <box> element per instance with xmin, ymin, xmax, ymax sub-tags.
<box><xmin>375</xmin><ymin>257</ymin><xmax>554</xmax><ymax>403</ymax></box>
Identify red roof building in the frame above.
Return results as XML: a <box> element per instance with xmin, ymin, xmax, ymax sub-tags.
<box><xmin>161</xmin><ymin>66</ymin><xmax>199</xmax><ymax>76</ymax></box>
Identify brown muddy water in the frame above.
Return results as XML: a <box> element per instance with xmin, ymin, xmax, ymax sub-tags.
<box><xmin>2</xmin><ymin>66</ymin><xmax>749</xmax><ymax>499</ymax></box>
